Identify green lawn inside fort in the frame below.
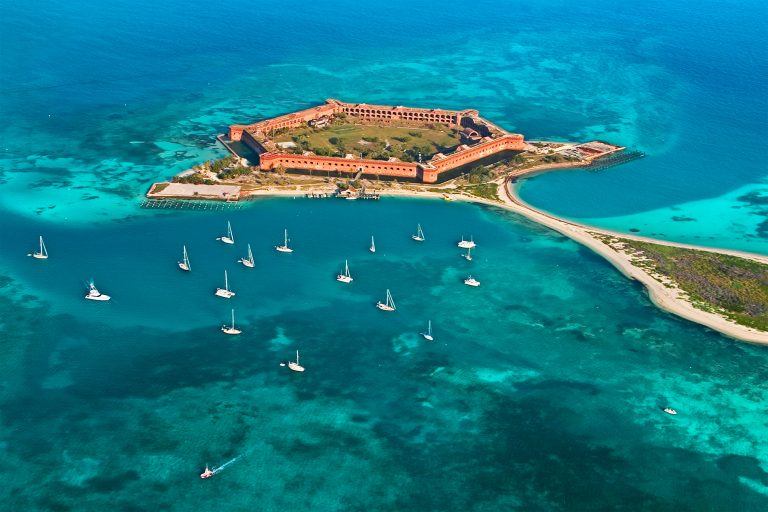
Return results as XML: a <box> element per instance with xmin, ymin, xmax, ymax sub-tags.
<box><xmin>271</xmin><ymin>122</ymin><xmax>461</xmax><ymax>162</ymax></box>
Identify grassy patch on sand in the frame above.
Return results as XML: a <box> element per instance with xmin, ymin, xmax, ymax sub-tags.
<box><xmin>597</xmin><ymin>236</ymin><xmax>768</xmax><ymax>331</ymax></box>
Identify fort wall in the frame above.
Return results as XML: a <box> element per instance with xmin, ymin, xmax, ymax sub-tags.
<box><xmin>228</xmin><ymin>99</ymin><xmax>525</xmax><ymax>183</ymax></box>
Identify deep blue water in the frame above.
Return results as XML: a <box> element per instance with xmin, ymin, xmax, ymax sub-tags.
<box><xmin>1</xmin><ymin>0</ymin><xmax>768</xmax><ymax>510</ymax></box>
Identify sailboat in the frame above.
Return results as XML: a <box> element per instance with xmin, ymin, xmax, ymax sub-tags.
<box><xmin>288</xmin><ymin>350</ymin><xmax>305</xmax><ymax>372</ymax></box>
<box><xmin>411</xmin><ymin>223</ymin><xmax>425</xmax><ymax>242</ymax></box>
<box><xmin>221</xmin><ymin>309</ymin><xmax>242</xmax><ymax>335</ymax></box>
<box><xmin>178</xmin><ymin>245</ymin><xmax>191</xmax><ymax>271</ymax></box>
<box><xmin>217</xmin><ymin>221</ymin><xmax>235</xmax><ymax>244</ymax></box>
<box><xmin>336</xmin><ymin>259</ymin><xmax>353</xmax><ymax>283</ymax></box>
<box><xmin>369</xmin><ymin>236</ymin><xmax>376</xmax><ymax>253</ymax></box>
<box><xmin>30</xmin><ymin>236</ymin><xmax>48</xmax><ymax>259</ymax></box>
<box><xmin>463</xmin><ymin>246</ymin><xmax>473</xmax><ymax>261</ymax></box>
<box><xmin>239</xmin><ymin>244</ymin><xmax>254</xmax><ymax>268</ymax></box>
<box><xmin>275</xmin><ymin>229</ymin><xmax>293</xmax><ymax>253</ymax></box>
<box><xmin>84</xmin><ymin>278</ymin><xmax>111</xmax><ymax>301</ymax></box>
<box><xmin>458</xmin><ymin>235</ymin><xmax>476</xmax><ymax>249</ymax></box>
<box><xmin>376</xmin><ymin>289</ymin><xmax>396</xmax><ymax>311</ymax></box>
<box><xmin>464</xmin><ymin>275</ymin><xmax>480</xmax><ymax>287</ymax></box>
<box><xmin>421</xmin><ymin>320</ymin><xmax>434</xmax><ymax>341</ymax></box>
<box><xmin>215</xmin><ymin>270</ymin><xmax>236</xmax><ymax>298</ymax></box>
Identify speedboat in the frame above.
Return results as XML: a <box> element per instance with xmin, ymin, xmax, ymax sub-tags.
<box><xmin>200</xmin><ymin>466</ymin><xmax>214</xmax><ymax>479</ymax></box>
<box><xmin>85</xmin><ymin>280</ymin><xmax>111</xmax><ymax>301</ymax></box>
<box><xmin>663</xmin><ymin>407</ymin><xmax>678</xmax><ymax>416</ymax></box>
<box><xmin>464</xmin><ymin>276</ymin><xmax>480</xmax><ymax>287</ymax></box>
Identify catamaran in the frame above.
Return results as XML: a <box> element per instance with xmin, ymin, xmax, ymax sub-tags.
<box><xmin>463</xmin><ymin>246</ymin><xmax>473</xmax><ymax>261</ymax></box>
<box><xmin>221</xmin><ymin>309</ymin><xmax>241</xmax><ymax>335</ymax></box>
<box><xmin>369</xmin><ymin>236</ymin><xmax>376</xmax><ymax>253</ymax></box>
<box><xmin>215</xmin><ymin>270</ymin><xmax>235</xmax><ymax>298</ymax></box>
<box><xmin>84</xmin><ymin>279</ymin><xmax>110</xmax><ymax>301</ymax></box>
<box><xmin>376</xmin><ymin>289</ymin><xmax>396</xmax><ymax>311</ymax></box>
<box><xmin>275</xmin><ymin>229</ymin><xmax>293</xmax><ymax>253</ymax></box>
<box><xmin>412</xmin><ymin>223</ymin><xmax>425</xmax><ymax>242</ymax></box>
<box><xmin>178</xmin><ymin>245</ymin><xmax>191</xmax><ymax>271</ymax></box>
<box><xmin>464</xmin><ymin>275</ymin><xmax>480</xmax><ymax>287</ymax></box>
<box><xmin>421</xmin><ymin>320</ymin><xmax>434</xmax><ymax>341</ymax></box>
<box><xmin>217</xmin><ymin>221</ymin><xmax>235</xmax><ymax>244</ymax></box>
<box><xmin>239</xmin><ymin>244</ymin><xmax>254</xmax><ymax>268</ymax></box>
<box><xmin>30</xmin><ymin>236</ymin><xmax>48</xmax><ymax>259</ymax></box>
<box><xmin>288</xmin><ymin>350</ymin><xmax>305</xmax><ymax>372</ymax></box>
<box><xmin>336</xmin><ymin>259</ymin><xmax>353</xmax><ymax>283</ymax></box>
<box><xmin>458</xmin><ymin>236</ymin><xmax>476</xmax><ymax>249</ymax></box>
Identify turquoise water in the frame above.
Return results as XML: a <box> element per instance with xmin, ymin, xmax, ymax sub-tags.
<box><xmin>2</xmin><ymin>0</ymin><xmax>768</xmax><ymax>509</ymax></box>
<box><xmin>3</xmin><ymin>198</ymin><xmax>768</xmax><ymax>510</ymax></box>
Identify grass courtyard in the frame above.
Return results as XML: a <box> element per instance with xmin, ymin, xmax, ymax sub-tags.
<box><xmin>271</xmin><ymin>122</ymin><xmax>461</xmax><ymax>162</ymax></box>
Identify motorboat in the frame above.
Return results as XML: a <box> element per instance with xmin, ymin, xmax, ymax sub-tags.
<box><xmin>84</xmin><ymin>279</ymin><xmax>111</xmax><ymax>301</ymax></box>
<box><xmin>464</xmin><ymin>276</ymin><xmax>480</xmax><ymax>287</ymax></box>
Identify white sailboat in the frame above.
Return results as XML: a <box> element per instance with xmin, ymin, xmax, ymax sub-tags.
<box><xmin>84</xmin><ymin>279</ymin><xmax>110</xmax><ymax>301</ymax></box>
<box><xmin>30</xmin><ymin>236</ymin><xmax>48</xmax><ymax>259</ymax></box>
<box><xmin>215</xmin><ymin>270</ymin><xmax>236</xmax><ymax>298</ymax></box>
<box><xmin>239</xmin><ymin>244</ymin><xmax>254</xmax><ymax>268</ymax></box>
<box><xmin>369</xmin><ymin>236</ymin><xmax>376</xmax><ymax>253</ymax></box>
<box><xmin>464</xmin><ymin>275</ymin><xmax>480</xmax><ymax>287</ymax></box>
<box><xmin>275</xmin><ymin>229</ymin><xmax>293</xmax><ymax>253</ymax></box>
<box><xmin>421</xmin><ymin>320</ymin><xmax>434</xmax><ymax>341</ymax></box>
<box><xmin>336</xmin><ymin>259</ymin><xmax>353</xmax><ymax>283</ymax></box>
<box><xmin>217</xmin><ymin>221</ymin><xmax>235</xmax><ymax>244</ymax></box>
<box><xmin>376</xmin><ymin>289</ymin><xmax>396</xmax><ymax>311</ymax></box>
<box><xmin>463</xmin><ymin>246</ymin><xmax>473</xmax><ymax>261</ymax></box>
<box><xmin>221</xmin><ymin>309</ymin><xmax>242</xmax><ymax>335</ymax></box>
<box><xmin>458</xmin><ymin>236</ymin><xmax>476</xmax><ymax>249</ymax></box>
<box><xmin>288</xmin><ymin>350</ymin><xmax>305</xmax><ymax>372</ymax></box>
<box><xmin>178</xmin><ymin>245</ymin><xmax>191</xmax><ymax>271</ymax></box>
<box><xmin>411</xmin><ymin>223</ymin><xmax>425</xmax><ymax>242</ymax></box>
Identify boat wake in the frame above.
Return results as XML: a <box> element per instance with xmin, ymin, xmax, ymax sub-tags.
<box><xmin>212</xmin><ymin>455</ymin><xmax>241</xmax><ymax>475</ymax></box>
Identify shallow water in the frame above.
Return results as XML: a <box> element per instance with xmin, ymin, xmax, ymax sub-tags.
<box><xmin>2</xmin><ymin>0</ymin><xmax>768</xmax><ymax>509</ymax></box>
<box><xmin>2</xmin><ymin>198</ymin><xmax>768</xmax><ymax>510</ymax></box>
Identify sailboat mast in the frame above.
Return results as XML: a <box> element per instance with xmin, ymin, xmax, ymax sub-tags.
<box><xmin>231</xmin><ymin>309</ymin><xmax>235</xmax><ymax>328</ymax></box>
<box><xmin>224</xmin><ymin>270</ymin><xmax>229</xmax><ymax>291</ymax></box>
<box><xmin>296</xmin><ymin>350</ymin><xmax>300</xmax><ymax>365</ymax></box>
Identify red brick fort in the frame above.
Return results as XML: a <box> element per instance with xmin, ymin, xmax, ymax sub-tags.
<box><xmin>228</xmin><ymin>99</ymin><xmax>525</xmax><ymax>183</ymax></box>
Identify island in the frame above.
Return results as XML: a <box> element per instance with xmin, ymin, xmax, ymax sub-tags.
<box><xmin>146</xmin><ymin>99</ymin><xmax>768</xmax><ymax>344</ymax></box>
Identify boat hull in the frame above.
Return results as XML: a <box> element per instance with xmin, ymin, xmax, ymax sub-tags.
<box><xmin>275</xmin><ymin>246</ymin><xmax>293</xmax><ymax>253</ymax></box>
<box><xmin>215</xmin><ymin>289</ymin><xmax>235</xmax><ymax>298</ymax></box>
<box><xmin>218</xmin><ymin>237</ymin><xmax>234</xmax><ymax>245</ymax></box>
<box><xmin>240</xmin><ymin>259</ymin><xmax>255</xmax><ymax>268</ymax></box>
<box><xmin>32</xmin><ymin>253</ymin><xmax>48</xmax><ymax>259</ymax></box>
<box><xmin>336</xmin><ymin>275</ymin><xmax>353</xmax><ymax>283</ymax></box>
<box><xmin>85</xmin><ymin>294</ymin><xmax>111</xmax><ymax>301</ymax></box>
<box><xmin>376</xmin><ymin>302</ymin><xmax>395</xmax><ymax>311</ymax></box>
<box><xmin>221</xmin><ymin>327</ymin><xmax>242</xmax><ymax>335</ymax></box>
<box><xmin>288</xmin><ymin>363</ymin><xmax>305</xmax><ymax>372</ymax></box>
<box><xmin>178</xmin><ymin>262</ymin><xmax>190</xmax><ymax>271</ymax></box>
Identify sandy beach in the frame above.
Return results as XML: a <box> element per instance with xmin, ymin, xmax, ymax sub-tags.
<box><xmin>237</xmin><ymin>174</ymin><xmax>768</xmax><ymax>345</ymax></box>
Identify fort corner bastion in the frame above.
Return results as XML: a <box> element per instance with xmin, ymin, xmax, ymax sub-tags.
<box><xmin>225</xmin><ymin>99</ymin><xmax>526</xmax><ymax>183</ymax></box>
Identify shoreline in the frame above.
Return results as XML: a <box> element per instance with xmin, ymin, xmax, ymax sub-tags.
<box><xmin>229</xmin><ymin>170</ymin><xmax>768</xmax><ymax>345</ymax></box>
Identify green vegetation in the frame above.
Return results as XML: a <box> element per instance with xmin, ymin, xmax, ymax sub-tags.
<box><xmin>173</xmin><ymin>173</ymin><xmax>214</xmax><ymax>185</ymax></box>
<box><xmin>467</xmin><ymin>165</ymin><xmax>494</xmax><ymax>184</ymax></box>
<box><xmin>459</xmin><ymin>183</ymin><xmax>499</xmax><ymax>201</ymax></box>
<box><xmin>599</xmin><ymin>236</ymin><xmax>768</xmax><ymax>331</ymax></box>
<box><xmin>271</xmin><ymin>123</ymin><xmax>459</xmax><ymax>162</ymax></box>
